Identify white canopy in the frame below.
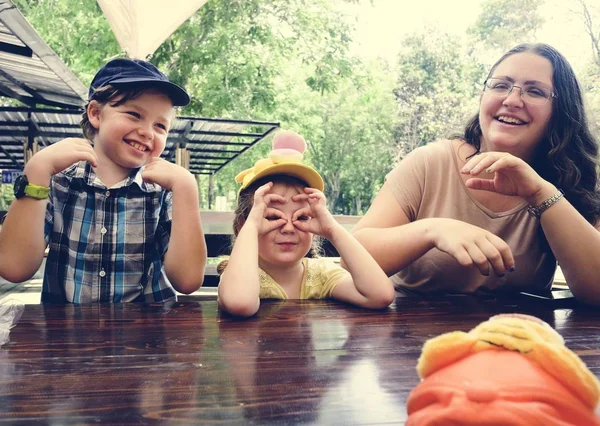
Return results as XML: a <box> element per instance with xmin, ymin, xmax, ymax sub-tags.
<box><xmin>96</xmin><ymin>0</ymin><xmax>208</xmax><ymax>59</ymax></box>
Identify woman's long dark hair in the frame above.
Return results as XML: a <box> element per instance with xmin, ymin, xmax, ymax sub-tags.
<box><xmin>463</xmin><ymin>43</ymin><xmax>600</xmax><ymax>224</ymax></box>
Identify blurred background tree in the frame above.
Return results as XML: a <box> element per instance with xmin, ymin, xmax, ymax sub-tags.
<box><xmin>6</xmin><ymin>0</ymin><xmax>600</xmax><ymax>214</ymax></box>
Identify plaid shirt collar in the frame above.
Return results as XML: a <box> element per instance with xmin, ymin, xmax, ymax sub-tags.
<box><xmin>62</xmin><ymin>161</ymin><xmax>162</xmax><ymax>193</ymax></box>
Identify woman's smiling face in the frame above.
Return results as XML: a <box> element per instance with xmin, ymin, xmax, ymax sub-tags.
<box><xmin>479</xmin><ymin>52</ymin><xmax>554</xmax><ymax>161</ymax></box>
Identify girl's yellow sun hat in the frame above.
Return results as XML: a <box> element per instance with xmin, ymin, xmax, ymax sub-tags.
<box><xmin>235</xmin><ymin>130</ymin><xmax>324</xmax><ymax>193</ymax></box>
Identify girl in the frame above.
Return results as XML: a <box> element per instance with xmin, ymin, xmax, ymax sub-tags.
<box><xmin>217</xmin><ymin>131</ymin><xmax>395</xmax><ymax>317</ymax></box>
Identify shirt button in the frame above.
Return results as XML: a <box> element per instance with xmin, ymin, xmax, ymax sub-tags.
<box><xmin>105</xmin><ymin>191</ymin><xmax>110</xmax><ymax>196</ymax></box>
<box><xmin>99</xmin><ymin>269</ymin><xmax>106</xmax><ymax>277</ymax></box>
<box><xmin>100</xmin><ymin>227</ymin><xmax>107</xmax><ymax>235</ymax></box>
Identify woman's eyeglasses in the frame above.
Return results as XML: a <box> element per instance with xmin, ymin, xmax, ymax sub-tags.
<box><xmin>483</xmin><ymin>78</ymin><xmax>556</xmax><ymax>105</ymax></box>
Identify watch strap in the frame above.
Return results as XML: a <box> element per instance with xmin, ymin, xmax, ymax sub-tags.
<box><xmin>527</xmin><ymin>190</ymin><xmax>564</xmax><ymax>219</ymax></box>
<box><xmin>24</xmin><ymin>182</ymin><xmax>50</xmax><ymax>199</ymax></box>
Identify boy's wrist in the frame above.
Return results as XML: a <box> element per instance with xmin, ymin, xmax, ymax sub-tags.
<box><xmin>170</xmin><ymin>173</ymin><xmax>197</xmax><ymax>194</ymax></box>
<box><xmin>23</xmin><ymin>162</ymin><xmax>52</xmax><ymax>187</ymax></box>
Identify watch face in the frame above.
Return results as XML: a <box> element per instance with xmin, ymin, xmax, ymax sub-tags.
<box><xmin>13</xmin><ymin>174</ymin><xmax>27</xmax><ymax>198</ymax></box>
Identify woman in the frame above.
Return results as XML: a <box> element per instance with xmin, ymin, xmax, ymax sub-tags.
<box><xmin>351</xmin><ymin>43</ymin><xmax>600</xmax><ymax>304</ymax></box>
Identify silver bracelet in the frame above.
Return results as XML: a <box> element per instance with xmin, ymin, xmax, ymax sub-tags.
<box><xmin>527</xmin><ymin>189</ymin><xmax>564</xmax><ymax>218</ymax></box>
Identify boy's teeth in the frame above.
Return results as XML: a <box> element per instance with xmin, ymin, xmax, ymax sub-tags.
<box><xmin>497</xmin><ymin>116</ymin><xmax>524</xmax><ymax>125</ymax></box>
<box><xmin>127</xmin><ymin>141</ymin><xmax>147</xmax><ymax>152</ymax></box>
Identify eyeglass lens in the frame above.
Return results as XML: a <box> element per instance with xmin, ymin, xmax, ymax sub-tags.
<box><xmin>485</xmin><ymin>78</ymin><xmax>553</xmax><ymax>104</ymax></box>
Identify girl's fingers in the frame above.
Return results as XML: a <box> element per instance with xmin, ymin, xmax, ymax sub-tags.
<box><xmin>264</xmin><ymin>207</ymin><xmax>286</xmax><ymax>220</ymax></box>
<box><xmin>292</xmin><ymin>193</ymin><xmax>309</xmax><ymax>202</ymax></box>
<box><xmin>264</xmin><ymin>193</ymin><xmax>286</xmax><ymax>205</ymax></box>
<box><xmin>255</xmin><ymin>182</ymin><xmax>273</xmax><ymax>196</ymax></box>
<box><xmin>292</xmin><ymin>220</ymin><xmax>310</xmax><ymax>232</ymax></box>
<box><xmin>304</xmin><ymin>188</ymin><xmax>326</xmax><ymax>201</ymax></box>
<box><xmin>292</xmin><ymin>207</ymin><xmax>312</xmax><ymax>222</ymax></box>
<box><xmin>303</xmin><ymin>187</ymin><xmax>322</xmax><ymax>194</ymax></box>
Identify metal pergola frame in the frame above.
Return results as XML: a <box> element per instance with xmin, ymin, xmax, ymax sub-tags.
<box><xmin>0</xmin><ymin>0</ymin><xmax>280</xmax><ymax>178</ymax></box>
<box><xmin>0</xmin><ymin>107</ymin><xmax>279</xmax><ymax>175</ymax></box>
<box><xmin>0</xmin><ymin>0</ymin><xmax>87</xmax><ymax>108</ymax></box>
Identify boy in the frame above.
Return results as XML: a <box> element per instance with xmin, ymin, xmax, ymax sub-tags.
<box><xmin>0</xmin><ymin>58</ymin><xmax>206</xmax><ymax>303</ymax></box>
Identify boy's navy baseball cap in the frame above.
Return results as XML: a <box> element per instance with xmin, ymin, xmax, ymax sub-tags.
<box><xmin>88</xmin><ymin>58</ymin><xmax>190</xmax><ymax>106</ymax></box>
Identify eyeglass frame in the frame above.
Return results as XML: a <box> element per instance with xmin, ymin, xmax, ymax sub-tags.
<box><xmin>482</xmin><ymin>77</ymin><xmax>557</xmax><ymax>104</ymax></box>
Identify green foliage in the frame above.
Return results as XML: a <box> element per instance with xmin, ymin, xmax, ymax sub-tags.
<box><xmin>151</xmin><ymin>0</ymin><xmax>359</xmax><ymax>118</ymax></box>
<box><xmin>303</xmin><ymin>63</ymin><xmax>397</xmax><ymax>214</ymax></box>
<box><xmin>468</xmin><ymin>0</ymin><xmax>545</xmax><ymax>53</ymax></box>
<box><xmin>0</xmin><ymin>184</ymin><xmax>12</xmax><ymax>211</ymax></box>
<box><xmin>394</xmin><ymin>31</ymin><xmax>485</xmax><ymax>159</ymax></box>
<box><xmin>13</xmin><ymin>0</ymin><xmax>120</xmax><ymax>85</ymax></box>
<box><xmin>212</xmin><ymin>59</ymin><xmax>396</xmax><ymax>214</ymax></box>
<box><xmin>581</xmin><ymin>63</ymin><xmax>600</xmax><ymax>138</ymax></box>
<box><xmin>10</xmin><ymin>0</ymin><xmax>600</xmax><ymax>216</ymax></box>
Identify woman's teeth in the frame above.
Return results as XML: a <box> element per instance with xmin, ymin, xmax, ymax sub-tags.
<box><xmin>497</xmin><ymin>116</ymin><xmax>525</xmax><ymax>125</ymax></box>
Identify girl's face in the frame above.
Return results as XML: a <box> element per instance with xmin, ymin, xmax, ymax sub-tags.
<box><xmin>479</xmin><ymin>52</ymin><xmax>554</xmax><ymax>161</ymax></box>
<box><xmin>257</xmin><ymin>182</ymin><xmax>313</xmax><ymax>269</ymax></box>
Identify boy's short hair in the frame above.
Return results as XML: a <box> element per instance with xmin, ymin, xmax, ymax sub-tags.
<box><xmin>80</xmin><ymin>58</ymin><xmax>189</xmax><ymax>141</ymax></box>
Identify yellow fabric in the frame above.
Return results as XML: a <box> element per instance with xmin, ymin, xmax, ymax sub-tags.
<box><xmin>416</xmin><ymin>314</ymin><xmax>600</xmax><ymax>410</ymax></box>
<box><xmin>235</xmin><ymin>152</ymin><xmax>324</xmax><ymax>192</ymax></box>
<box><xmin>258</xmin><ymin>258</ymin><xmax>348</xmax><ymax>300</ymax></box>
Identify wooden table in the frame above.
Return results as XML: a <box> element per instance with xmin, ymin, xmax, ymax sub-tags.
<box><xmin>1</xmin><ymin>294</ymin><xmax>599</xmax><ymax>424</ymax></box>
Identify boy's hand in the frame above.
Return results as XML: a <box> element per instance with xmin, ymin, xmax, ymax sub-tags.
<box><xmin>141</xmin><ymin>157</ymin><xmax>196</xmax><ymax>191</ymax></box>
<box><xmin>245</xmin><ymin>182</ymin><xmax>287</xmax><ymax>236</ymax></box>
<box><xmin>292</xmin><ymin>188</ymin><xmax>339</xmax><ymax>239</ymax></box>
<box><xmin>24</xmin><ymin>138</ymin><xmax>97</xmax><ymax>184</ymax></box>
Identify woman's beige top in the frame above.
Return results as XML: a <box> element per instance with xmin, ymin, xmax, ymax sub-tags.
<box><xmin>383</xmin><ymin>140</ymin><xmax>556</xmax><ymax>294</ymax></box>
<box><xmin>258</xmin><ymin>258</ymin><xmax>348</xmax><ymax>299</ymax></box>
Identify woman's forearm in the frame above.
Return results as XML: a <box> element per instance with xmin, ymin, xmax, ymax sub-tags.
<box><xmin>538</xmin><ymin>199</ymin><xmax>600</xmax><ymax>305</ymax></box>
<box><xmin>349</xmin><ymin>219</ymin><xmax>436</xmax><ymax>275</ymax></box>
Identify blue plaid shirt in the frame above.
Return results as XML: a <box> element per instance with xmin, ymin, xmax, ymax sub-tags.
<box><xmin>43</xmin><ymin>161</ymin><xmax>176</xmax><ymax>303</ymax></box>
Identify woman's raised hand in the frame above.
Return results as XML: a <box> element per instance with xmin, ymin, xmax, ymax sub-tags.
<box><xmin>460</xmin><ymin>152</ymin><xmax>555</xmax><ymax>205</ymax></box>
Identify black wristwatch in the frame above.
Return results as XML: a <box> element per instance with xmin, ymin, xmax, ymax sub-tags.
<box><xmin>13</xmin><ymin>174</ymin><xmax>50</xmax><ymax>200</ymax></box>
